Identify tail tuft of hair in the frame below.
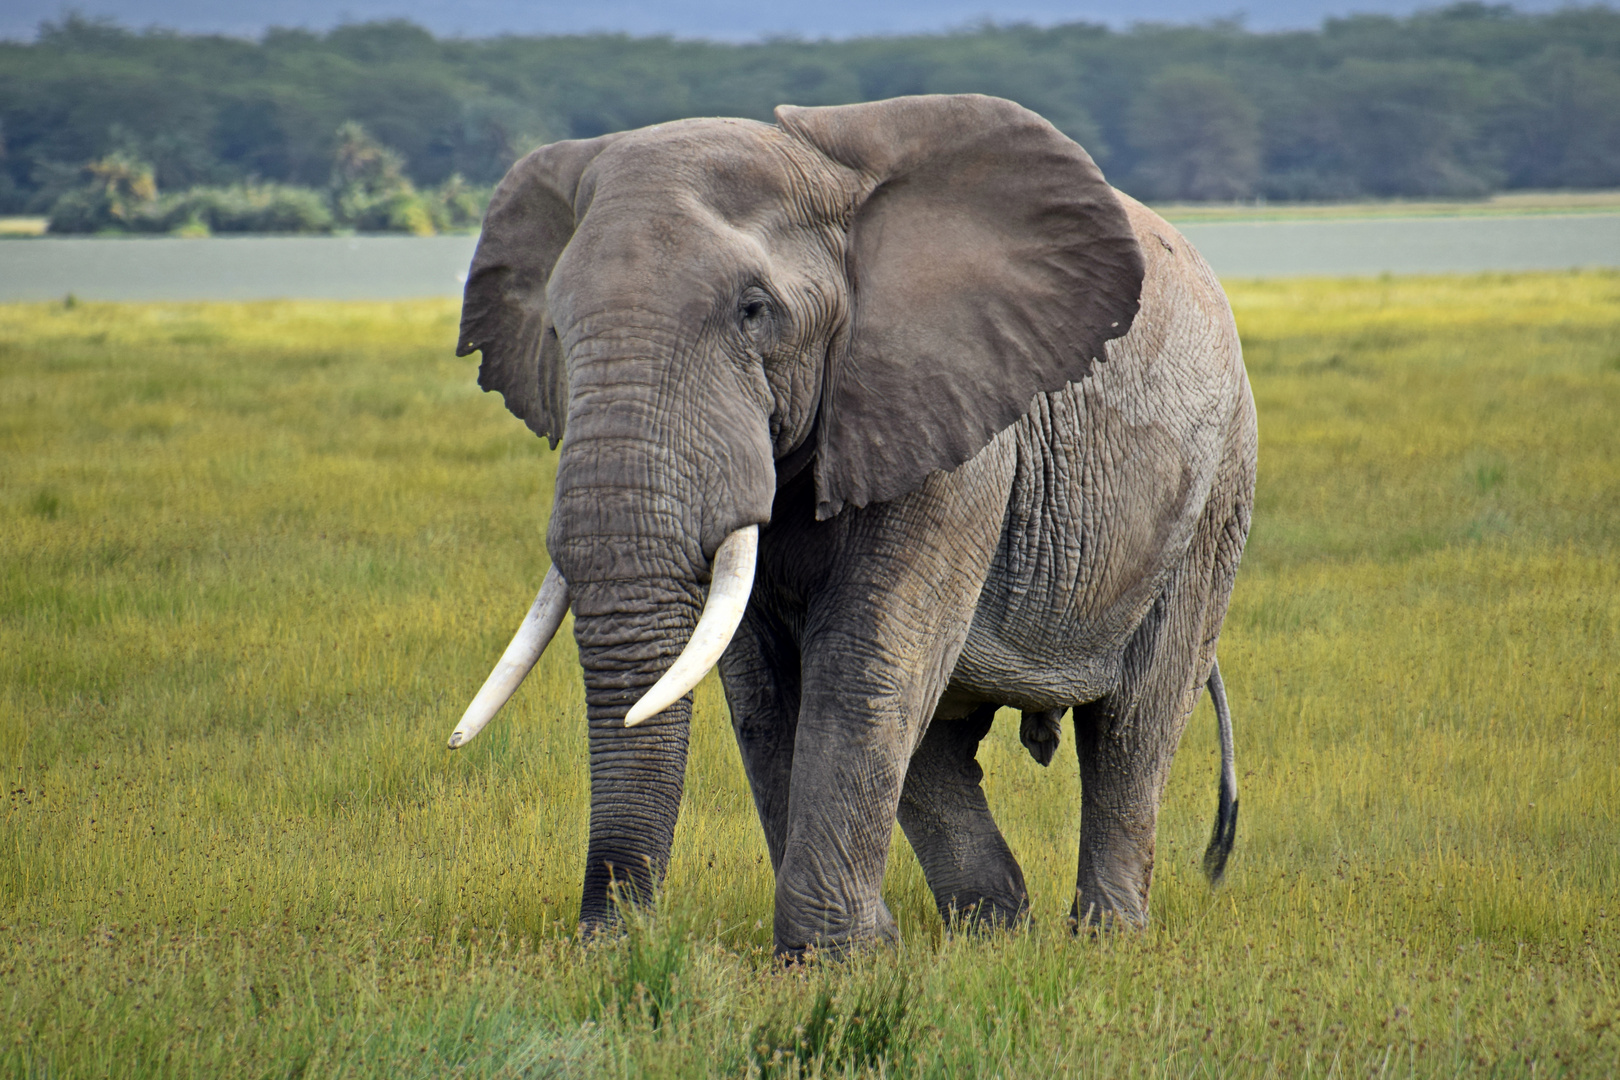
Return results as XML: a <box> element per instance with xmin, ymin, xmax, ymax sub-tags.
<box><xmin>1202</xmin><ymin>795</ymin><xmax>1238</xmax><ymax>885</ymax></box>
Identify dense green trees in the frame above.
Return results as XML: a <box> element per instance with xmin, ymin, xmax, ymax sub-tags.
<box><xmin>2</xmin><ymin>3</ymin><xmax>1617</xmax><ymax>220</ymax></box>
<box><xmin>38</xmin><ymin>123</ymin><xmax>487</xmax><ymax>235</ymax></box>
<box><xmin>1128</xmin><ymin>67</ymin><xmax>1262</xmax><ymax>200</ymax></box>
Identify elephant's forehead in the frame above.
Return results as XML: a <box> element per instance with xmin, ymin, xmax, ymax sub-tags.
<box><xmin>585</xmin><ymin>118</ymin><xmax>806</xmax><ymax>226</ymax></box>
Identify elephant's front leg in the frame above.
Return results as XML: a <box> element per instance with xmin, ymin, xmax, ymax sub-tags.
<box><xmin>897</xmin><ymin>703</ymin><xmax>1030</xmax><ymax>928</ymax></box>
<box><xmin>718</xmin><ymin>602</ymin><xmax>801</xmax><ymax>871</ymax></box>
<box><xmin>773</xmin><ymin>451</ymin><xmax>1014</xmax><ymax>956</ymax></box>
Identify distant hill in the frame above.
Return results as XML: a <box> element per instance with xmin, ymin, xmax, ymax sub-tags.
<box><xmin>0</xmin><ymin>0</ymin><xmax>1605</xmax><ymax>41</ymax></box>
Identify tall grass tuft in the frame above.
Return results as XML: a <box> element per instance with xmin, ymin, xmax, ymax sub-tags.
<box><xmin>750</xmin><ymin>972</ymin><xmax>913</xmax><ymax>1076</ymax></box>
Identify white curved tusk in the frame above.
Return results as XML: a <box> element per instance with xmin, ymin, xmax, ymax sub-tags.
<box><xmin>623</xmin><ymin>525</ymin><xmax>758</xmax><ymax>727</ymax></box>
<box><xmin>447</xmin><ymin>565</ymin><xmax>569</xmax><ymax>749</ymax></box>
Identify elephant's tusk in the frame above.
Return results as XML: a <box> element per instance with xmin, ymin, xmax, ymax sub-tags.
<box><xmin>447</xmin><ymin>565</ymin><xmax>570</xmax><ymax>749</ymax></box>
<box><xmin>623</xmin><ymin>525</ymin><xmax>758</xmax><ymax>727</ymax></box>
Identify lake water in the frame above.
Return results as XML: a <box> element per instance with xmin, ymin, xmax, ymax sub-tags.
<box><xmin>1180</xmin><ymin>213</ymin><xmax>1620</xmax><ymax>279</ymax></box>
<box><xmin>1</xmin><ymin>214</ymin><xmax>1617</xmax><ymax>302</ymax></box>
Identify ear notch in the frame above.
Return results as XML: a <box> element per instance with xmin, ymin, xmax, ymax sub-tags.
<box><xmin>457</xmin><ymin>134</ymin><xmax>622</xmax><ymax>447</ymax></box>
<box><xmin>776</xmin><ymin>94</ymin><xmax>1145</xmax><ymax>519</ymax></box>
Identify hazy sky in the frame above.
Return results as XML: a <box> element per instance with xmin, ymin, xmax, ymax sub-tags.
<box><xmin>3</xmin><ymin>0</ymin><xmax>1602</xmax><ymax>41</ymax></box>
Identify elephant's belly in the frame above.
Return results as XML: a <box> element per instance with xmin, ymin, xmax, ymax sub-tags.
<box><xmin>947</xmin><ymin>378</ymin><xmax>1214</xmax><ymax>712</ymax></box>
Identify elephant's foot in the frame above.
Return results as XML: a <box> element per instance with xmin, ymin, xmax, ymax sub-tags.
<box><xmin>1070</xmin><ymin>842</ymin><xmax>1154</xmax><ymax>931</ymax></box>
<box><xmin>1068</xmin><ymin>894</ymin><xmax>1147</xmax><ymax>933</ymax></box>
<box><xmin>774</xmin><ymin>898</ymin><xmax>897</xmax><ymax>961</ymax></box>
<box><xmin>940</xmin><ymin>890</ymin><xmax>1030</xmax><ymax>934</ymax></box>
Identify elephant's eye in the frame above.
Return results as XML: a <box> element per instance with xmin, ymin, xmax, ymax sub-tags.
<box><xmin>738</xmin><ymin>289</ymin><xmax>775</xmax><ymax>347</ymax></box>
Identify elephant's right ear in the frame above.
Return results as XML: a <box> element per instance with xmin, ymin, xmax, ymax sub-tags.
<box><xmin>457</xmin><ymin>134</ymin><xmax>623</xmax><ymax>447</ymax></box>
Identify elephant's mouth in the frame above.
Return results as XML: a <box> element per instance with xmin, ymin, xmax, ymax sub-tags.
<box><xmin>445</xmin><ymin>524</ymin><xmax>759</xmax><ymax>748</ymax></box>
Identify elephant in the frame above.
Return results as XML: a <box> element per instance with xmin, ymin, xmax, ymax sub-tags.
<box><xmin>443</xmin><ymin>93</ymin><xmax>1256</xmax><ymax>957</ymax></box>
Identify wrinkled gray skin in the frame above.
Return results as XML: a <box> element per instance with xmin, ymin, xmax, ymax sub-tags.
<box><xmin>457</xmin><ymin>95</ymin><xmax>1256</xmax><ymax>956</ymax></box>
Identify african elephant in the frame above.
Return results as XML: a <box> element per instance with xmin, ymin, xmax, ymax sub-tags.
<box><xmin>444</xmin><ymin>94</ymin><xmax>1256</xmax><ymax>956</ymax></box>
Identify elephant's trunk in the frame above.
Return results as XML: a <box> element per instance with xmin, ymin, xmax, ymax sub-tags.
<box><xmin>566</xmin><ymin>527</ymin><xmax>757</xmax><ymax>924</ymax></box>
<box><xmin>544</xmin><ymin>335</ymin><xmax>775</xmax><ymax>928</ymax></box>
<box><xmin>569</xmin><ymin>570</ymin><xmax>703</xmax><ymax>923</ymax></box>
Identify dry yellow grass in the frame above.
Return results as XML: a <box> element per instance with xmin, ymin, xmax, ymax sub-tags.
<box><xmin>1155</xmin><ymin>190</ymin><xmax>1620</xmax><ymax>223</ymax></box>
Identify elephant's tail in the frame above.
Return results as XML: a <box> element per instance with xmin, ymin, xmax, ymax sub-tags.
<box><xmin>1201</xmin><ymin>659</ymin><xmax>1239</xmax><ymax>885</ymax></box>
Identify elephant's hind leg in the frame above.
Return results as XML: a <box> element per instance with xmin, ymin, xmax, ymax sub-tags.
<box><xmin>1070</xmin><ymin>590</ymin><xmax>1195</xmax><ymax>930</ymax></box>
<box><xmin>1071</xmin><ymin>427</ymin><xmax>1253</xmax><ymax>930</ymax></box>
<box><xmin>898</xmin><ymin>704</ymin><xmax>1030</xmax><ymax>930</ymax></box>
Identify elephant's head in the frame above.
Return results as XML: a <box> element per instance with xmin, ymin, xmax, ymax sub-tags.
<box><xmin>446</xmin><ymin>94</ymin><xmax>1144</xmax><ymax>924</ymax></box>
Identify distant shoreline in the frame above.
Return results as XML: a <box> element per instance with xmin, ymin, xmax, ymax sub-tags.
<box><xmin>7</xmin><ymin>191</ymin><xmax>1620</xmax><ymax>242</ymax></box>
<box><xmin>1151</xmin><ymin>190</ymin><xmax>1620</xmax><ymax>225</ymax></box>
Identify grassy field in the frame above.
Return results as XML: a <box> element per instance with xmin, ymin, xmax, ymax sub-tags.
<box><xmin>0</xmin><ymin>218</ymin><xmax>48</xmax><ymax>238</ymax></box>
<box><xmin>2</xmin><ymin>273</ymin><xmax>1617</xmax><ymax>1077</ymax></box>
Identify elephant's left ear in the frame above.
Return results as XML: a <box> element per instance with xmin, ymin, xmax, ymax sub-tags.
<box><xmin>776</xmin><ymin>95</ymin><xmax>1145</xmax><ymax>519</ymax></box>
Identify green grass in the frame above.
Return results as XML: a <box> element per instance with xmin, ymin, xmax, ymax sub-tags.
<box><xmin>2</xmin><ymin>274</ymin><xmax>1617</xmax><ymax>1076</ymax></box>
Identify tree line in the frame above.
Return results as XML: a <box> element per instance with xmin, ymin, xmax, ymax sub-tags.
<box><xmin>2</xmin><ymin>3</ymin><xmax>1617</xmax><ymax>229</ymax></box>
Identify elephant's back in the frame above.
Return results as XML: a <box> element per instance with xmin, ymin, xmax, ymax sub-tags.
<box><xmin>949</xmin><ymin>193</ymin><xmax>1251</xmax><ymax>710</ymax></box>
